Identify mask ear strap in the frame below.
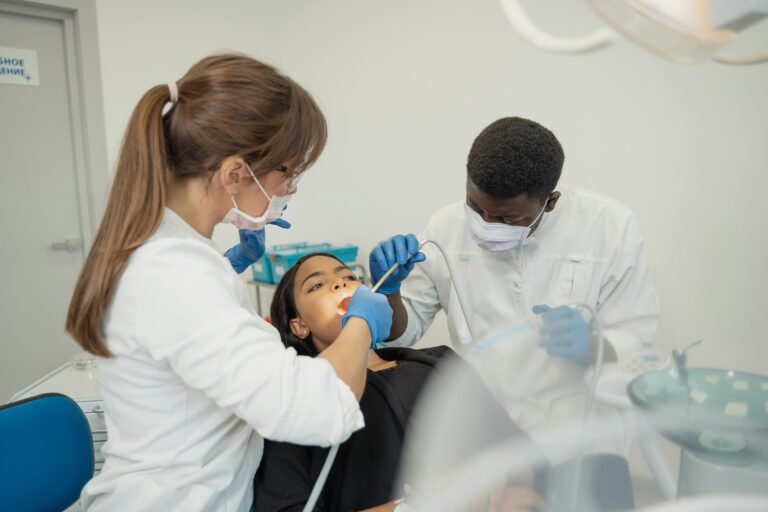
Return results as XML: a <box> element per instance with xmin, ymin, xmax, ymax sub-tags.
<box><xmin>230</xmin><ymin>195</ymin><xmax>240</xmax><ymax>210</ymax></box>
<box><xmin>245</xmin><ymin>162</ymin><xmax>272</xmax><ymax>200</ymax></box>
<box><xmin>529</xmin><ymin>201</ymin><xmax>548</xmax><ymax>227</ymax></box>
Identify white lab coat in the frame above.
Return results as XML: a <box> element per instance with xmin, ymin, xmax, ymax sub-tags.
<box><xmin>80</xmin><ymin>209</ymin><xmax>364</xmax><ymax>512</ymax></box>
<box><xmin>392</xmin><ymin>186</ymin><xmax>659</xmax><ymax>460</ymax></box>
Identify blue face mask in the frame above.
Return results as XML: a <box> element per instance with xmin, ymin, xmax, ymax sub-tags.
<box><xmin>464</xmin><ymin>202</ymin><xmax>546</xmax><ymax>252</ymax></box>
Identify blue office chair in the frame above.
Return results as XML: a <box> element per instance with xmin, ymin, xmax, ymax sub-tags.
<box><xmin>0</xmin><ymin>393</ymin><xmax>94</xmax><ymax>512</ymax></box>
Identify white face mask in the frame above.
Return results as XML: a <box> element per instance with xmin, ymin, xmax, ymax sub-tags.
<box><xmin>464</xmin><ymin>201</ymin><xmax>547</xmax><ymax>252</ymax></box>
<box><xmin>223</xmin><ymin>164</ymin><xmax>293</xmax><ymax>231</ymax></box>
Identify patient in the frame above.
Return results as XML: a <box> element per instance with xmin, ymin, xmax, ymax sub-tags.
<box><xmin>253</xmin><ymin>253</ymin><xmax>547</xmax><ymax>511</ymax></box>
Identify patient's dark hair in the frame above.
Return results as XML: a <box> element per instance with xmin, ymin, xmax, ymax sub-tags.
<box><xmin>467</xmin><ymin>117</ymin><xmax>564</xmax><ymax>203</ymax></box>
<box><xmin>270</xmin><ymin>252</ymin><xmax>347</xmax><ymax>357</ymax></box>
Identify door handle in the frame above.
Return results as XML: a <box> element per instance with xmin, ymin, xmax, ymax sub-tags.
<box><xmin>50</xmin><ymin>238</ymin><xmax>82</xmax><ymax>252</ymax></box>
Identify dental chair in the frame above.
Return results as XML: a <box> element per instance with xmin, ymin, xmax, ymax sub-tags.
<box><xmin>0</xmin><ymin>393</ymin><xmax>94</xmax><ymax>511</ymax></box>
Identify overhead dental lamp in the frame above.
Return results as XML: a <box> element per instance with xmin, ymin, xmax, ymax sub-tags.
<box><xmin>500</xmin><ymin>0</ymin><xmax>768</xmax><ymax>64</ymax></box>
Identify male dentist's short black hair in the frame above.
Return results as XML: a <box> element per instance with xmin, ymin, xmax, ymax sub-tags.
<box><xmin>467</xmin><ymin>117</ymin><xmax>564</xmax><ymax>202</ymax></box>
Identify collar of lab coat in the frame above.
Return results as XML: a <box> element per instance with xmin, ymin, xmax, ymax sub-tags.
<box><xmin>160</xmin><ymin>207</ymin><xmax>216</xmax><ymax>248</ymax></box>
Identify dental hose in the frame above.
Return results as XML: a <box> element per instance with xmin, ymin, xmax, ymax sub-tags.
<box><xmin>368</xmin><ymin>239</ymin><xmax>477</xmax><ymax>339</ymax></box>
<box><xmin>303</xmin><ymin>444</ymin><xmax>338</xmax><ymax>512</ymax></box>
<box><xmin>568</xmin><ymin>302</ymin><xmax>604</xmax><ymax>512</ymax></box>
<box><xmin>418</xmin><ymin>240</ymin><xmax>477</xmax><ymax>341</ymax></box>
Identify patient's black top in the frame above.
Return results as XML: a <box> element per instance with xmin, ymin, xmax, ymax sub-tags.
<box><xmin>253</xmin><ymin>346</ymin><xmax>542</xmax><ymax>511</ymax></box>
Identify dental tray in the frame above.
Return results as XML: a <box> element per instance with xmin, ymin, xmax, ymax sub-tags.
<box><xmin>628</xmin><ymin>368</ymin><xmax>768</xmax><ymax>464</ymax></box>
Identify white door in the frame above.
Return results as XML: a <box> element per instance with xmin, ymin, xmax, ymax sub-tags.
<box><xmin>0</xmin><ymin>5</ymin><xmax>92</xmax><ymax>401</ymax></box>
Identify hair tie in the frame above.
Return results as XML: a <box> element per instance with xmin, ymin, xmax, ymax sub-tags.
<box><xmin>167</xmin><ymin>82</ymin><xmax>179</xmax><ymax>104</ymax></box>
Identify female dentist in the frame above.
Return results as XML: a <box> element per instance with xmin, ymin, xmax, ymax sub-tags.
<box><xmin>65</xmin><ymin>53</ymin><xmax>392</xmax><ymax>511</ymax></box>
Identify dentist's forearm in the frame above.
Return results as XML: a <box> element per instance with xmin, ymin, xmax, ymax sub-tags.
<box><xmin>318</xmin><ymin>317</ymin><xmax>371</xmax><ymax>400</ymax></box>
<box><xmin>386</xmin><ymin>291</ymin><xmax>408</xmax><ymax>340</ymax></box>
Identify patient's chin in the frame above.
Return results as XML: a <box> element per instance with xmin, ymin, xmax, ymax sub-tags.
<box><xmin>312</xmin><ymin>318</ymin><xmax>344</xmax><ymax>350</ymax></box>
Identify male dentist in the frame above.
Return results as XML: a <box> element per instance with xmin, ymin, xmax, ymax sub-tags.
<box><xmin>373</xmin><ymin>117</ymin><xmax>659</xmax><ymax>485</ymax></box>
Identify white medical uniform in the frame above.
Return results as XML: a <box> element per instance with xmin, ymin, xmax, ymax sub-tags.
<box><xmin>391</xmin><ymin>186</ymin><xmax>659</xmax><ymax>459</ymax></box>
<box><xmin>81</xmin><ymin>209</ymin><xmax>364</xmax><ymax>511</ymax></box>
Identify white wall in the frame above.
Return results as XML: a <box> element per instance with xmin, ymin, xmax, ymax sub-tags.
<box><xmin>95</xmin><ymin>0</ymin><xmax>768</xmax><ymax>377</ymax></box>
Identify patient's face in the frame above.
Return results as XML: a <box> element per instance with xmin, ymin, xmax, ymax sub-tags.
<box><xmin>292</xmin><ymin>255</ymin><xmax>361</xmax><ymax>350</ymax></box>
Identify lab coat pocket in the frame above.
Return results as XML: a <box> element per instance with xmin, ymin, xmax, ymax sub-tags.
<box><xmin>550</xmin><ymin>256</ymin><xmax>595</xmax><ymax>304</ymax></box>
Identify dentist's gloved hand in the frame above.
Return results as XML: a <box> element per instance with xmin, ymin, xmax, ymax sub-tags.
<box><xmin>533</xmin><ymin>304</ymin><xmax>591</xmax><ymax>365</ymax></box>
<box><xmin>342</xmin><ymin>286</ymin><xmax>393</xmax><ymax>347</ymax></box>
<box><xmin>224</xmin><ymin>218</ymin><xmax>291</xmax><ymax>274</ymax></box>
<box><xmin>369</xmin><ymin>234</ymin><xmax>426</xmax><ymax>295</ymax></box>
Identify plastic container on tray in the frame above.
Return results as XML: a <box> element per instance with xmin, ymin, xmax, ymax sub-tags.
<box><xmin>251</xmin><ymin>242</ymin><xmax>359</xmax><ymax>284</ymax></box>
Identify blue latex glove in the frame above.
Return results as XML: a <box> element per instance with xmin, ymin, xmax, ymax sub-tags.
<box><xmin>369</xmin><ymin>234</ymin><xmax>427</xmax><ymax>295</ymax></box>
<box><xmin>533</xmin><ymin>304</ymin><xmax>592</xmax><ymax>364</ymax></box>
<box><xmin>224</xmin><ymin>218</ymin><xmax>291</xmax><ymax>274</ymax></box>
<box><xmin>341</xmin><ymin>286</ymin><xmax>393</xmax><ymax>347</ymax></box>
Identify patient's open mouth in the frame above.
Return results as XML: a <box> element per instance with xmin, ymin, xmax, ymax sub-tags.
<box><xmin>337</xmin><ymin>292</ymin><xmax>353</xmax><ymax>316</ymax></box>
